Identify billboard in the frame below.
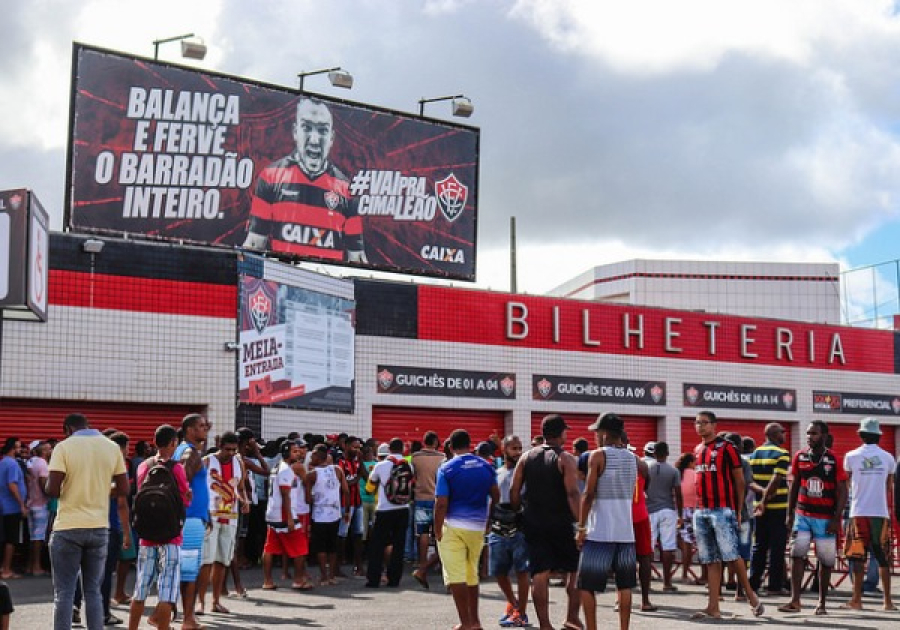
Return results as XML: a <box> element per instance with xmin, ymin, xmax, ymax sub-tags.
<box><xmin>0</xmin><ymin>189</ymin><xmax>49</xmax><ymax>321</ymax></box>
<box><xmin>239</xmin><ymin>275</ymin><xmax>355</xmax><ymax>412</ymax></box>
<box><xmin>66</xmin><ymin>44</ymin><xmax>479</xmax><ymax>281</ymax></box>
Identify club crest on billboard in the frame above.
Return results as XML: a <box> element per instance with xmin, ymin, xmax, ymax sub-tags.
<box><xmin>435</xmin><ymin>173</ymin><xmax>468</xmax><ymax>223</ymax></box>
<box><xmin>248</xmin><ymin>285</ymin><xmax>273</xmax><ymax>334</ymax></box>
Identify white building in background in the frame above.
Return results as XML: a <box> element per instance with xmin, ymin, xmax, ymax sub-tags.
<box><xmin>549</xmin><ymin>259</ymin><xmax>841</xmax><ymax>325</ymax></box>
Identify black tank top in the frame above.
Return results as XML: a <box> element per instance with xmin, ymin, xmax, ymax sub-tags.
<box><xmin>522</xmin><ymin>445</ymin><xmax>573</xmax><ymax>524</ymax></box>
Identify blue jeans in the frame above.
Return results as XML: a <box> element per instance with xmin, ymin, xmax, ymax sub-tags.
<box><xmin>50</xmin><ymin>528</ymin><xmax>109</xmax><ymax>630</ymax></box>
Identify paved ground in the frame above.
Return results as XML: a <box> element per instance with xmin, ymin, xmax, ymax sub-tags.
<box><xmin>8</xmin><ymin>565</ymin><xmax>900</xmax><ymax>629</ymax></box>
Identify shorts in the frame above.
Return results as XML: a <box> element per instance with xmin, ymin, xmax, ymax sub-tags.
<box><xmin>679</xmin><ymin>508</ymin><xmax>696</xmax><ymax>545</ymax></box>
<box><xmin>362</xmin><ymin>502</ymin><xmax>376</xmax><ymax>541</ymax></box>
<box><xmin>576</xmin><ymin>540</ymin><xmax>637</xmax><ymax>592</ymax></box>
<box><xmin>120</xmin><ymin>526</ymin><xmax>138</xmax><ymax>562</ymax></box>
<box><xmin>524</xmin><ymin>519</ymin><xmax>579</xmax><ymax>576</ymax></box>
<box><xmin>487</xmin><ymin>531</ymin><xmax>529</xmax><ymax>576</ymax></box>
<box><xmin>179</xmin><ymin>517</ymin><xmax>205</xmax><ymax>582</ymax></box>
<box><xmin>202</xmin><ymin>519</ymin><xmax>238</xmax><ymax>566</ymax></box>
<box><xmin>694</xmin><ymin>508</ymin><xmax>740</xmax><ymax>565</ymax></box>
<box><xmin>1</xmin><ymin>514</ymin><xmax>22</xmax><ymax>545</ymax></box>
<box><xmin>310</xmin><ymin>520</ymin><xmax>340</xmax><ymax>555</ymax></box>
<box><xmin>414</xmin><ymin>500</ymin><xmax>435</xmax><ymax>536</ymax></box>
<box><xmin>264</xmin><ymin>515</ymin><xmax>309</xmax><ymax>559</ymax></box>
<box><xmin>737</xmin><ymin>517</ymin><xmax>753</xmax><ymax>561</ymax></box>
<box><xmin>133</xmin><ymin>543</ymin><xmax>181</xmax><ymax>603</ymax></box>
<box><xmin>791</xmin><ymin>515</ymin><xmax>836</xmax><ymax>567</ymax></box>
<box><xmin>633</xmin><ymin>518</ymin><xmax>652</xmax><ymax>557</ymax></box>
<box><xmin>649</xmin><ymin>509</ymin><xmax>678</xmax><ymax>552</ymax></box>
<box><xmin>844</xmin><ymin>516</ymin><xmax>892</xmax><ymax>568</ymax></box>
<box><xmin>338</xmin><ymin>505</ymin><xmax>365</xmax><ymax>538</ymax></box>
<box><xmin>437</xmin><ymin>525</ymin><xmax>484</xmax><ymax>586</ymax></box>
<box><xmin>28</xmin><ymin>506</ymin><xmax>49</xmax><ymax>542</ymax></box>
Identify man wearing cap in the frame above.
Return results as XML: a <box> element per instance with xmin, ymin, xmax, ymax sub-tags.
<box><xmin>691</xmin><ymin>411</ymin><xmax>762</xmax><ymax>620</ymax></box>
<box><xmin>645</xmin><ymin>441</ymin><xmax>683</xmax><ymax>593</ymax></box>
<box><xmin>843</xmin><ymin>417</ymin><xmax>896</xmax><ymax>611</ymax></box>
<box><xmin>510</xmin><ymin>414</ymin><xmax>582</xmax><ymax>630</ymax></box>
<box><xmin>577</xmin><ymin>413</ymin><xmax>638</xmax><ymax>630</ymax></box>
<box><xmin>748</xmin><ymin>422</ymin><xmax>791</xmax><ymax>596</ymax></box>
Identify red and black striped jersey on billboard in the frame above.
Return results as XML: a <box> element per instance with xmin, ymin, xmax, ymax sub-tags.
<box><xmin>249</xmin><ymin>156</ymin><xmax>363</xmax><ymax>261</ymax></box>
<box><xmin>694</xmin><ymin>437</ymin><xmax>741</xmax><ymax>511</ymax></box>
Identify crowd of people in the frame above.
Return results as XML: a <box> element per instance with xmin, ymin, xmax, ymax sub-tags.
<box><xmin>1</xmin><ymin>409</ymin><xmax>897</xmax><ymax>629</ymax></box>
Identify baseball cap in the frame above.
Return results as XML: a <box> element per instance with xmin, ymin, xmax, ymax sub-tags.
<box><xmin>294</xmin><ymin>438</ymin><xmax>308</xmax><ymax>448</ymax></box>
<box><xmin>28</xmin><ymin>440</ymin><xmax>42</xmax><ymax>451</ymax></box>
<box><xmin>588</xmin><ymin>413</ymin><xmax>623</xmax><ymax>433</ymax></box>
<box><xmin>377</xmin><ymin>443</ymin><xmax>390</xmax><ymax>457</ymax></box>
<box><xmin>326</xmin><ymin>433</ymin><xmax>339</xmax><ymax>441</ymax></box>
<box><xmin>643</xmin><ymin>441</ymin><xmax>656</xmax><ymax>456</ymax></box>
<box><xmin>859</xmin><ymin>417</ymin><xmax>882</xmax><ymax>435</ymax></box>
<box><xmin>541</xmin><ymin>414</ymin><xmax>569</xmax><ymax>438</ymax></box>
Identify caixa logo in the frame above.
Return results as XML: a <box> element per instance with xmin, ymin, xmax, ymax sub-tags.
<box><xmin>280</xmin><ymin>224</ymin><xmax>336</xmax><ymax>248</ymax></box>
<box><xmin>420</xmin><ymin>245</ymin><xmax>465</xmax><ymax>264</ymax></box>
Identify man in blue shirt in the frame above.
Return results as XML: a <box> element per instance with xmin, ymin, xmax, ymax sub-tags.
<box><xmin>0</xmin><ymin>437</ymin><xmax>27</xmax><ymax>579</ymax></box>
<box><xmin>435</xmin><ymin>429</ymin><xmax>499</xmax><ymax>630</ymax></box>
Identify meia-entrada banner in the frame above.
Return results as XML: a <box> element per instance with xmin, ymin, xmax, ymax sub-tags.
<box><xmin>66</xmin><ymin>44</ymin><xmax>479</xmax><ymax>280</ymax></box>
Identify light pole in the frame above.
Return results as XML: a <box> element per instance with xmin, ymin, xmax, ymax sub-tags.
<box><xmin>418</xmin><ymin>95</ymin><xmax>474</xmax><ymax>118</ymax></box>
<box><xmin>297</xmin><ymin>68</ymin><xmax>354</xmax><ymax>92</ymax></box>
<box><xmin>152</xmin><ymin>33</ymin><xmax>207</xmax><ymax>61</ymax></box>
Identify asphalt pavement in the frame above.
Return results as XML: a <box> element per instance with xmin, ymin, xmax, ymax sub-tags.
<box><xmin>7</xmin><ymin>565</ymin><xmax>900</xmax><ymax>629</ymax></box>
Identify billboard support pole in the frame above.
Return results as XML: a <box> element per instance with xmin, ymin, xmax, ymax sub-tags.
<box><xmin>0</xmin><ymin>310</ymin><xmax>4</xmax><ymax>394</ymax></box>
<box><xmin>510</xmin><ymin>216</ymin><xmax>517</xmax><ymax>294</ymax></box>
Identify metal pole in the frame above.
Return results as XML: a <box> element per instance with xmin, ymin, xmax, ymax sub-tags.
<box><xmin>873</xmin><ymin>266</ymin><xmax>878</xmax><ymax>326</ymax></box>
<box><xmin>510</xmin><ymin>216</ymin><xmax>517</xmax><ymax>294</ymax></box>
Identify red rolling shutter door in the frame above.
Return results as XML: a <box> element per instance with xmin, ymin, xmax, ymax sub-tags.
<box><xmin>827</xmin><ymin>423</ymin><xmax>897</xmax><ymax>464</ymax></box>
<box><xmin>530</xmin><ymin>412</ymin><xmax>658</xmax><ymax>455</ymax></box>
<box><xmin>679</xmin><ymin>418</ymin><xmax>794</xmax><ymax>458</ymax></box>
<box><xmin>371</xmin><ymin>407</ymin><xmax>505</xmax><ymax>447</ymax></box>
<box><xmin>0</xmin><ymin>399</ymin><xmax>205</xmax><ymax>455</ymax></box>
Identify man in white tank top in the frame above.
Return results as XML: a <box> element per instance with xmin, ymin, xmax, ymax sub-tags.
<box><xmin>576</xmin><ymin>413</ymin><xmax>638</xmax><ymax>630</ymax></box>
<box><xmin>305</xmin><ymin>444</ymin><xmax>347</xmax><ymax>586</ymax></box>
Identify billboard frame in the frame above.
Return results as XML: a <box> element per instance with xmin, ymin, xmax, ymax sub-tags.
<box><xmin>64</xmin><ymin>42</ymin><xmax>481</xmax><ymax>282</ymax></box>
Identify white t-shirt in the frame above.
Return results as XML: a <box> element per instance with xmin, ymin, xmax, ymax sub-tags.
<box><xmin>369</xmin><ymin>456</ymin><xmax>412</xmax><ymax>512</ymax></box>
<box><xmin>844</xmin><ymin>443</ymin><xmax>896</xmax><ymax>518</ymax></box>
<box><xmin>266</xmin><ymin>461</ymin><xmax>297</xmax><ymax>525</ymax></box>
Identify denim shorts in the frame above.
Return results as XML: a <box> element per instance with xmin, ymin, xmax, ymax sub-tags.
<box><xmin>487</xmin><ymin>531</ymin><xmax>529</xmax><ymax>576</ymax></box>
<box><xmin>693</xmin><ymin>508</ymin><xmax>740</xmax><ymax>564</ymax></box>
<box><xmin>414</xmin><ymin>500</ymin><xmax>435</xmax><ymax>536</ymax></box>
<box><xmin>737</xmin><ymin>517</ymin><xmax>753</xmax><ymax>561</ymax></box>
<box><xmin>134</xmin><ymin>543</ymin><xmax>181</xmax><ymax>603</ymax></box>
<box><xmin>338</xmin><ymin>505</ymin><xmax>365</xmax><ymax>537</ymax></box>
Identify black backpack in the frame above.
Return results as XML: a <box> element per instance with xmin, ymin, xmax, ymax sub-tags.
<box><xmin>132</xmin><ymin>458</ymin><xmax>185</xmax><ymax>543</ymax></box>
<box><xmin>384</xmin><ymin>456</ymin><xmax>414</xmax><ymax>505</ymax></box>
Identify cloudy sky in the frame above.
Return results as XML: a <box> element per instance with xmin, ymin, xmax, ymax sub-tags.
<box><xmin>3</xmin><ymin>0</ymin><xmax>900</xmax><ymax>322</ymax></box>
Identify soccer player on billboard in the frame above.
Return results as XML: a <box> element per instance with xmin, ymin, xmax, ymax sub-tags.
<box><xmin>243</xmin><ymin>97</ymin><xmax>367</xmax><ymax>263</ymax></box>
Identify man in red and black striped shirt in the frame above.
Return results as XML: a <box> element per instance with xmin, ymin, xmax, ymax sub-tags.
<box><xmin>779</xmin><ymin>420</ymin><xmax>847</xmax><ymax>615</ymax></box>
<box><xmin>337</xmin><ymin>437</ymin><xmax>367</xmax><ymax>576</ymax></box>
<box><xmin>244</xmin><ymin>97</ymin><xmax>367</xmax><ymax>263</ymax></box>
<box><xmin>690</xmin><ymin>411</ymin><xmax>762</xmax><ymax>620</ymax></box>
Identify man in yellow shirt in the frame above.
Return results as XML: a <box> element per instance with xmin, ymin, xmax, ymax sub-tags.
<box><xmin>46</xmin><ymin>413</ymin><xmax>128</xmax><ymax>630</ymax></box>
